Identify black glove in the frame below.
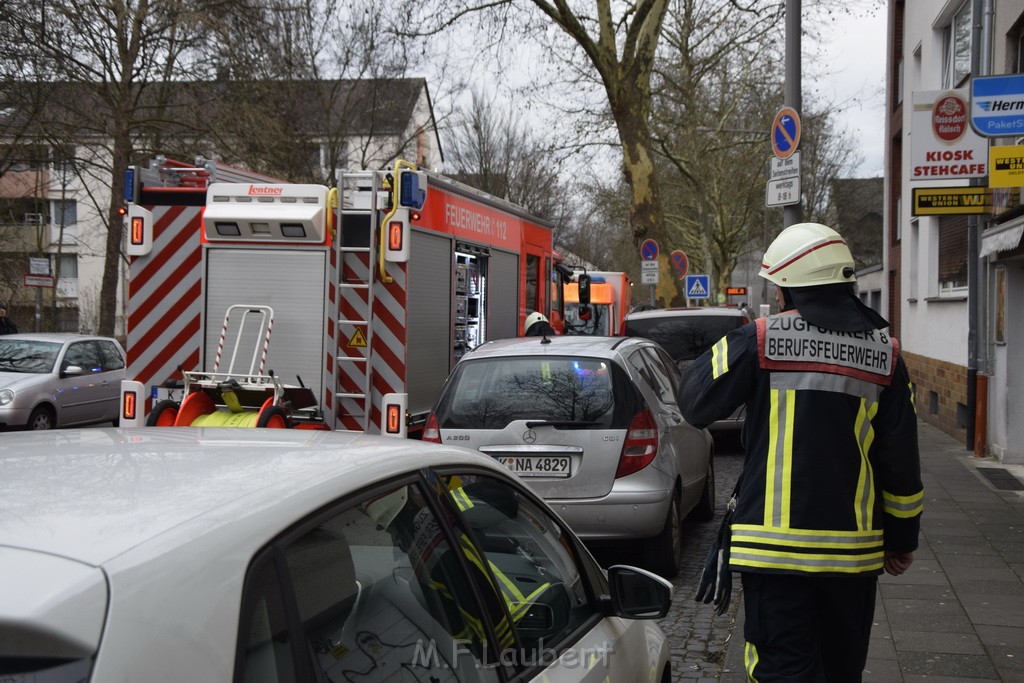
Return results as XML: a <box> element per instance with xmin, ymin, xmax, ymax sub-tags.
<box><xmin>695</xmin><ymin>494</ymin><xmax>735</xmax><ymax>616</ymax></box>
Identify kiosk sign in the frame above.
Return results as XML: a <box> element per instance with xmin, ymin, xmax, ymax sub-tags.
<box><xmin>910</xmin><ymin>89</ymin><xmax>988</xmax><ymax>181</ymax></box>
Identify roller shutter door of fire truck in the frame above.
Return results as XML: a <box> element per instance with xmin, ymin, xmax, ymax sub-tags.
<box><xmin>204</xmin><ymin>249</ymin><xmax>327</xmax><ymax>404</ymax></box>
<box><xmin>488</xmin><ymin>250</ymin><xmax>518</xmax><ymax>340</ymax></box>
<box><xmin>408</xmin><ymin>230</ymin><xmax>453</xmax><ymax>418</ymax></box>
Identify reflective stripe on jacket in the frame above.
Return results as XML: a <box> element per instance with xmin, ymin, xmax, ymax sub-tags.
<box><xmin>679</xmin><ymin>311</ymin><xmax>923</xmax><ymax>577</ymax></box>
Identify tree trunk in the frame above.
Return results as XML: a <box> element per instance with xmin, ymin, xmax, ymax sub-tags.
<box><xmin>100</xmin><ymin>122</ymin><xmax>129</xmax><ymax>337</ymax></box>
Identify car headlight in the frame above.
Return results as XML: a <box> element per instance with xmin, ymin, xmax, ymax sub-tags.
<box><xmin>0</xmin><ymin>389</ymin><xmax>14</xmax><ymax>406</ymax></box>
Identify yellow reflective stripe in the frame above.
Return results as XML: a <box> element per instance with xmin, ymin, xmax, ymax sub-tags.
<box><xmin>883</xmin><ymin>489</ymin><xmax>924</xmax><ymax>518</ymax></box>
<box><xmin>764</xmin><ymin>389</ymin><xmax>794</xmax><ymax>527</ymax></box>
<box><xmin>541</xmin><ymin>361</ymin><xmax>551</xmax><ymax>380</ymax></box>
<box><xmin>908</xmin><ymin>380</ymin><xmax>917</xmax><ymax>414</ymax></box>
<box><xmin>711</xmin><ymin>337</ymin><xmax>730</xmax><ymax>379</ymax></box>
<box><xmin>730</xmin><ymin>546</ymin><xmax>884</xmax><ymax>572</ymax></box>
<box><xmin>450</xmin><ymin>487</ymin><xmax>474</xmax><ymax>511</ymax></box>
<box><xmin>731</xmin><ymin>525</ymin><xmax>883</xmax><ymax>548</ymax></box>
<box><xmin>745</xmin><ymin>641</ymin><xmax>760</xmax><ymax>682</ymax></box>
<box><xmin>854</xmin><ymin>399</ymin><xmax>878</xmax><ymax>531</ymax></box>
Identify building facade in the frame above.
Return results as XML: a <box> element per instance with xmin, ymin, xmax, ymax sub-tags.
<box><xmin>888</xmin><ymin>0</ymin><xmax>1024</xmax><ymax>462</ymax></box>
<box><xmin>0</xmin><ymin>78</ymin><xmax>442</xmax><ymax>337</ymax></box>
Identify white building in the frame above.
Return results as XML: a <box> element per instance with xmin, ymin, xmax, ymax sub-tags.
<box><xmin>888</xmin><ymin>0</ymin><xmax>1024</xmax><ymax>462</ymax></box>
<box><xmin>0</xmin><ymin>78</ymin><xmax>442</xmax><ymax>337</ymax></box>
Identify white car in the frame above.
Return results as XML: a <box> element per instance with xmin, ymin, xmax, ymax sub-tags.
<box><xmin>0</xmin><ymin>428</ymin><xmax>672</xmax><ymax>682</ymax></box>
<box><xmin>0</xmin><ymin>333</ymin><xmax>126</xmax><ymax>430</ymax></box>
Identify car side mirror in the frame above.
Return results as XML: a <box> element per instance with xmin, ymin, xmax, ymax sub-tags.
<box><xmin>577</xmin><ymin>273</ymin><xmax>591</xmax><ymax>305</ymax></box>
<box><xmin>61</xmin><ymin>365</ymin><xmax>85</xmax><ymax>378</ymax></box>
<box><xmin>605</xmin><ymin>565</ymin><xmax>672</xmax><ymax>619</ymax></box>
<box><xmin>578</xmin><ymin>304</ymin><xmax>591</xmax><ymax>321</ymax></box>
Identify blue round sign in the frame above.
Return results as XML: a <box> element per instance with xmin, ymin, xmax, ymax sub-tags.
<box><xmin>771</xmin><ymin>106</ymin><xmax>801</xmax><ymax>159</ymax></box>
<box><xmin>640</xmin><ymin>238</ymin><xmax>660</xmax><ymax>261</ymax></box>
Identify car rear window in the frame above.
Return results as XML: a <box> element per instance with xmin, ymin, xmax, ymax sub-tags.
<box><xmin>433</xmin><ymin>356</ymin><xmax>644</xmax><ymax>429</ymax></box>
<box><xmin>0</xmin><ymin>340</ymin><xmax>61</xmax><ymax>373</ymax></box>
<box><xmin>623</xmin><ymin>314</ymin><xmax>743</xmax><ymax>363</ymax></box>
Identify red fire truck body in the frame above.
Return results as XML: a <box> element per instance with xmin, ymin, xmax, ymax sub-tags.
<box><xmin>119</xmin><ymin>156</ymin><xmax>566</xmax><ymax>434</ymax></box>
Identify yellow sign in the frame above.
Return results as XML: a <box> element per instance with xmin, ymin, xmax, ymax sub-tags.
<box><xmin>912</xmin><ymin>187</ymin><xmax>990</xmax><ymax>215</ymax></box>
<box><xmin>347</xmin><ymin>328</ymin><xmax>367</xmax><ymax>348</ymax></box>
<box><xmin>990</xmin><ymin>145</ymin><xmax>1024</xmax><ymax>188</ymax></box>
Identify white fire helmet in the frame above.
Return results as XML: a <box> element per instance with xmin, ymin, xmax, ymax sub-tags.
<box><xmin>758</xmin><ymin>223</ymin><xmax>856</xmax><ymax>288</ymax></box>
<box><xmin>524</xmin><ymin>311</ymin><xmax>548</xmax><ymax>332</ymax></box>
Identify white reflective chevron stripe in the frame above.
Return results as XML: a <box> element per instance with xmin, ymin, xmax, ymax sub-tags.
<box><xmin>769</xmin><ymin>371</ymin><xmax>883</xmax><ymax>401</ymax></box>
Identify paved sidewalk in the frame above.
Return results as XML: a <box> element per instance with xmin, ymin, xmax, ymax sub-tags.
<box><xmin>719</xmin><ymin>421</ymin><xmax>1024</xmax><ymax>682</ymax></box>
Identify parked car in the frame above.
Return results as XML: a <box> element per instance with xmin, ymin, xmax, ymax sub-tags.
<box><xmin>424</xmin><ymin>335</ymin><xmax>715</xmax><ymax>578</ymax></box>
<box><xmin>621</xmin><ymin>307</ymin><xmax>750</xmax><ymax>438</ymax></box>
<box><xmin>0</xmin><ymin>428</ymin><xmax>672</xmax><ymax>682</ymax></box>
<box><xmin>0</xmin><ymin>333</ymin><xmax>126</xmax><ymax>430</ymax></box>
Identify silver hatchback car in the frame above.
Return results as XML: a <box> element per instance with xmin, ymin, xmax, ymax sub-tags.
<box><xmin>0</xmin><ymin>333</ymin><xmax>126</xmax><ymax>430</ymax></box>
<box><xmin>424</xmin><ymin>335</ymin><xmax>715</xmax><ymax>578</ymax></box>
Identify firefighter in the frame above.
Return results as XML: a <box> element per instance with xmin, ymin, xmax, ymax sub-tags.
<box><xmin>524</xmin><ymin>311</ymin><xmax>556</xmax><ymax>337</ymax></box>
<box><xmin>678</xmin><ymin>223</ymin><xmax>923</xmax><ymax>682</ymax></box>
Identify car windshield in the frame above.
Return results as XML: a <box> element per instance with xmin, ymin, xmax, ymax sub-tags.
<box><xmin>624</xmin><ymin>315</ymin><xmax>741</xmax><ymax>363</ymax></box>
<box><xmin>434</xmin><ymin>356</ymin><xmax>639</xmax><ymax>429</ymax></box>
<box><xmin>0</xmin><ymin>340</ymin><xmax>61</xmax><ymax>373</ymax></box>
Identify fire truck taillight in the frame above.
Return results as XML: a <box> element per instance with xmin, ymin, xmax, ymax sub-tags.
<box><xmin>384</xmin><ymin>215</ymin><xmax>410</xmax><ymax>262</ymax></box>
<box><xmin>125</xmin><ymin>205</ymin><xmax>154</xmax><ymax>256</ymax></box>
<box><xmin>380</xmin><ymin>392</ymin><xmax>408</xmax><ymax>438</ymax></box>
<box><xmin>119</xmin><ymin>380</ymin><xmax>146</xmax><ymax>428</ymax></box>
<box><xmin>122</xmin><ymin>390</ymin><xmax>138</xmax><ymax>422</ymax></box>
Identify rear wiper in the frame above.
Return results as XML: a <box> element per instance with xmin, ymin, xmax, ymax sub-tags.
<box><xmin>525</xmin><ymin>420</ymin><xmax>602</xmax><ymax>429</ymax></box>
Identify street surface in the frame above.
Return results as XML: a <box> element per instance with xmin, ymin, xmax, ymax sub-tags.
<box><xmin>590</xmin><ymin>435</ymin><xmax>745</xmax><ymax>681</ymax></box>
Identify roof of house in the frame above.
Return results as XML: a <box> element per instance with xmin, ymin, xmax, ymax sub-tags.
<box><xmin>1</xmin><ymin>78</ymin><xmax>431</xmax><ymax>140</ymax></box>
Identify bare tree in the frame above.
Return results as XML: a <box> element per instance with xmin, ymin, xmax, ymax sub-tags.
<box><xmin>0</xmin><ymin>0</ymin><xmax>216</xmax><ymax>335</ymax></box>
<box><xmin>444</xmin><ymin>89</ymin><xmax>570</xmax><ymax>224</ymax></box>
<box><xmin>400</xmin><ymin>0</ymin><xmax>683</xmax><ymax>250</ymax></box>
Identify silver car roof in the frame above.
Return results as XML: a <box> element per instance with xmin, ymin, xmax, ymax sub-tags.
<box><xmin>0</xmin><ymin>427</ymin><xmax>498</xmax><ymax>567</ymax></box>
<box><xmin>624</xmin><ymin>307</ymin><xmax>747</xmax><ymax>322</ymax></box>
<box><xmin>460</xmin><ymin>335</ymin><xmax>649</xmax><ymax>361</ymax></box>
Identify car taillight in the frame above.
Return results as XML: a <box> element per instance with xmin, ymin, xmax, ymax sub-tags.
<box><xmin>423</xmin><ymin>412</ymin><xmax>441</xmax><ymax>443</ymax></box>
<box><xmin>616</xmin><ymin>410</ymin><xmax>658</xmax><ymax>478</ymax></box>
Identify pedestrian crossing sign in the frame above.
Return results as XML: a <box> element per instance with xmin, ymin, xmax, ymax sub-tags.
<box><xmin>686</xmin><ymin>274</ymin><xmax>710</xmax><ymax>299</ymax></box>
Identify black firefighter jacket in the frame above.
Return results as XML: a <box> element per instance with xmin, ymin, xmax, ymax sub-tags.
<box><xmin>679</xmin><ymin>310</ymin><xmax>923</xmax><ymax>577</ymax></box>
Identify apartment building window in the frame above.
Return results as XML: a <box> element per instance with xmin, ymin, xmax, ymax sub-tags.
<box><xmin>938</xmin><ymin>215</ymin><xmax>968</xmax><ymax>294</ymax></box>
<box><xmin>942</xmin><ymin>1</ymin><xmax>972</xmax><ymax>88</ymax></box>
<box><xmin>51</xmin><ymin>200</ymin><xmax>76</xmax><ymax>226</ymax></box>
<box><xmin>50</xmin><ymin>146</ymin><xmax>76</xmax><ymax>176</ymax></box>
<box><xmin>52</xmin><ymin>253</ymin><xmax>78</xmax><ymax>279</ymax></box>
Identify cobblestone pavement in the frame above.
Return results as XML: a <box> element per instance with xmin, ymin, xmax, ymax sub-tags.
<box><xmin>591</xmin><ymin>438</ymin><xmax>745</xmax><ymax>682</ymax></box>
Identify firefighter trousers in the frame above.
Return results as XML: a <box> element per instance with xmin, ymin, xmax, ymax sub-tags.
<box><xmin>740</xmin><ymin>572</ymin><xmax>878</xmax><ymax>683</ymax></box>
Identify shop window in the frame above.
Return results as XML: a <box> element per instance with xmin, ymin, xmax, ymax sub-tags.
<box><xmin>937</xmin><ymin>215</ymin><xmax>967</xmax><ymax>294</ymax></box>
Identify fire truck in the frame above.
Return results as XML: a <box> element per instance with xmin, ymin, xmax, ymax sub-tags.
<box><xmin>118</xmin><ymin>156</ymin><xmax>576</xmax><ymax>435</ymax></box>
<box><xmin>563</xmin><ymin>271</ymin><xmax>632</xmax><ymax>336</ymax></box>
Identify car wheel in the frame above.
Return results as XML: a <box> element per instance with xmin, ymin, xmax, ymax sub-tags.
<box><xmin>690</xmin><ymin>457</ymin><xmax>716</xmax><ymax>522</ymax></box>
<box><xmin>256</xmin><ymin>406</ymin><xmax>290</xmax><ymax>428</ymax></box>
<box><xmin>27</xmin><ymin>406</ymin><xmax>55</xmax><ymax>430</ymax></box>
<box><xmin>645</xmin><ymin>493</ymin><xmax>682</xmax><ymax>579</ymax></box>
<box><xmin>146</xmin><ymin>399</ymin><xmax>180</xmax><ymax>427</ymax></box>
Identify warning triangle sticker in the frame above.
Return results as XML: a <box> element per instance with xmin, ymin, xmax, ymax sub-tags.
<box><xmin>347</xmin><ymin>328</ymin><xmax>367</xmax><ymax>348</ymax></box>
<box><xmin>688</xmin><ymin>279</ymin><xmax>708</xmax><ymax>296</ymax></box>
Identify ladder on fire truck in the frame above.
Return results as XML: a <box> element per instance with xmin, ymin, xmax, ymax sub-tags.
<box><xmin>332</xmin><ymin>169</ymin><xmax>385</xmax><ymax>432</ymax></box>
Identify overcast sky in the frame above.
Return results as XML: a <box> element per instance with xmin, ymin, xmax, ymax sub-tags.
<box><xmin>810</xmin><ymin>5</ymin><xmax>888</xmax><ymax>179</ymax></box>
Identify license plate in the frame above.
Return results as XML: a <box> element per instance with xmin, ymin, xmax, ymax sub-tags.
<box><xmin>497</xmin><ymin>455</ymin><xmax>571</xmax><ymax>478</ymax></box>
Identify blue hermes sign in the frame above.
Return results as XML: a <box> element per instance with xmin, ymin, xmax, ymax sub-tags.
<box><xmin>971</xmin><ymin>74</ymin><xmax>1024</xmax><ymax>137</ymax></box>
